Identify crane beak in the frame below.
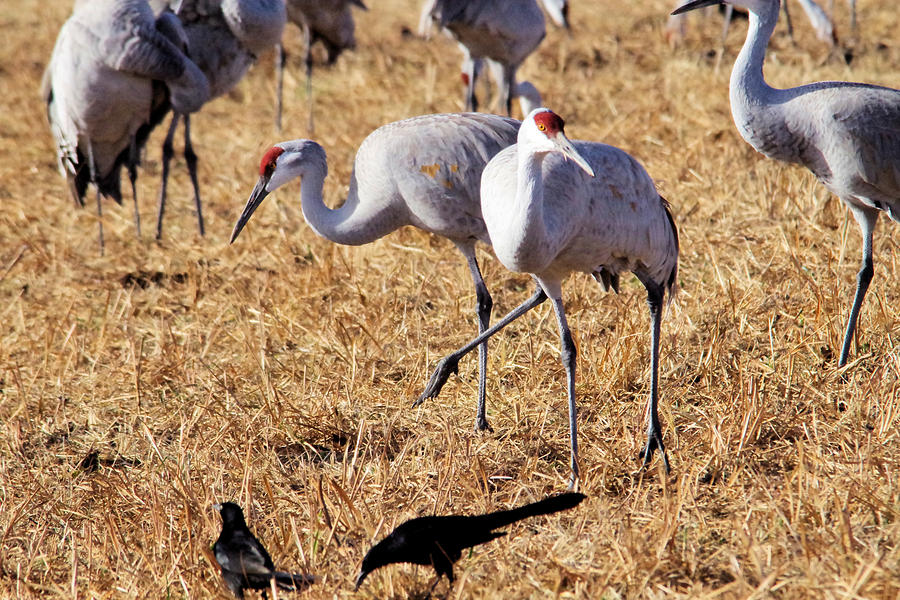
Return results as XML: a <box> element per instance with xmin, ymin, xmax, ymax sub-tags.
<box><xmin>230</xmin><ymin>176</ymin><xmax>270</xmax><ymax>243</ymax></box>
<box><xmin>671</xmin><ymin>0</ymin><xmax>724</xmax><ymax>15</ymax></box>
<box><xmin>555</xmin><ymin>133</ymin><xmax>595</xmax><ymax>177</ymax></box>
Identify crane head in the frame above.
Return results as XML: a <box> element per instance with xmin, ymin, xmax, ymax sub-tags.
<box><xmin>521</xmin><ymin>109</ymin><xmax>595</xmax><ymax>177</ymax></box>
<box><xmin>230</xmin><ymin>141</ymin><xmax>327</xmax><ymax>244</ymax></box>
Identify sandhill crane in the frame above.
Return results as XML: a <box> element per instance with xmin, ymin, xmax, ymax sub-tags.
<box><xmin>230</xmin><ymin>113</ymin><xmax>522</xmax><ymax>432</ymax></box>
<box><xmin>421</xmin><ymin>0</ymin><xmax>547</xmax><ymax>116</ymax></box>
<box><xmin>275</xmin><ymin>0</ymin><xmax>367</xmax><ymax>132</ymax></box>
<box><xmin>154</xmin><ymin>0</ymin><xmax>286</xmax><ymax>239</ymax></box>
<box><xmin>415</xmin><ymin>109</ymin><xmax>679</xmax><ymax>484</ymax></box>
<box><xmin>44</xmin><ymin>0</ymin><xmax>209</xmax><ymax>253</ymax></box>
<box><xmin>673</xmin><ymin>0</ymin><xmax>899</xmax><ymax>368</ymax></box>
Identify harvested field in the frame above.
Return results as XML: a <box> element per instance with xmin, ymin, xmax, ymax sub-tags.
<box><xmin>1</xmin><ymin>0</ymin><xmax>899</xmax><ymax>597</ymax></box>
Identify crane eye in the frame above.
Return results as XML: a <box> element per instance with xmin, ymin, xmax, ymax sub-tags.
<box><xmin>537</xmin><ymin>123</ymin><xmax>546</xmax><ymax>131</ymax></box>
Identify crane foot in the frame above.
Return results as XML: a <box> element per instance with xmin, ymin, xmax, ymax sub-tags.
<box><xmin>474</xmin><ymin>416</ymin><xmax>493</xmax><ymax>433</ymax></box>
<box><xmin>639</xmin><ymin>433</ymin><xmax>671</xmax><ymax>474</ymax></box>
<box><xmin>413</xmin><ymin>355</ymin><xmax>460</xmax><ymax>407</ymax></box>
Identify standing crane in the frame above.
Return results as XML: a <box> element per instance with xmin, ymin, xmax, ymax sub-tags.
<box><xmin>229</xmin><ymin>113</ymin><xmax>522</xmax><ymax>432</ymax></box>
<box><xmin>154</xmin><ymin>0</ymin><xmax>286</xmax><ymax>239</ymax></box>
<box><xmin>275</xmin><ymin>0</ymin><xmax>367</xmax><ymax>132</ymax></box>
<box><xmin>420</xmin><ymin>0</ymin><xmax>548</xmax><ymax>116</ymax></box>
<box><xmin>673</xmin><ymin>0</ymin><xmax>900</xmax><ymax>368</ymax></box>
<box><xmin>415</xmin><ymin>109</ymin><xmax>680</xmax><ymax>484</ymax></box>
<box><xmin>44</xmin><ymin>0</ymin><xmax>209</xmax><ymax>253</ymax></box>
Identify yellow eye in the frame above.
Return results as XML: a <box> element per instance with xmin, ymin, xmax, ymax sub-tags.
<box><xmin>538</xmin><ymin>123</ymin><xmax>546</xmax><ymax>131</ymax></box>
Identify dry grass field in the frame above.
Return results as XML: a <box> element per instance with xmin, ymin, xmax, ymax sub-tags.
<box><xmin>2</xmin><ymin>0</ymin><xmax>900</xmax><ymax>597</ymax></box>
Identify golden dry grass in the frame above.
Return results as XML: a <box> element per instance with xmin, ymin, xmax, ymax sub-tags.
<box><xmin>2</xmin><ymin>0</ymin><xmax>900</xmax><ymax>597</ymax></box>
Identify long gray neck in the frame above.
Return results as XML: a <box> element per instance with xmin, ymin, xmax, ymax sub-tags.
<box><xmin>300</xmin><ymin>167</ymin><xmax>402</xmax><ymax>247</ymax></box>
<box><xmin>730</xmin><ymin>1</ymin><xmax>779</xmax><ymax>117</ymax></box>
<box><xmin>508</xmin><ymin>150</ymin><xmax>553</xmax><ymax>270</ymax></box>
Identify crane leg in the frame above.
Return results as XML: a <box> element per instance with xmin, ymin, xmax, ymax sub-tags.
<box><xmin>275</xmin><ymin>42</ymin><xmax>285</xmax><ymax>132</ymax></box>
<box><xmin>183</xmin><ymin>114</ymin><xmax>204</xmax><ymax>236</ymax></box>
<box><xmin>304</xmin><ymin>25</ymin><xmax>314</xmax><ymax>133</ymax></box>
<box><xmin>637</xmin><ymin>277</ymin><xmax>670</xmax><ymax>473</ymax></box>
<box><xmin>87</xmin><ymin>141</ymin><xmax>104</xmax><ymax>256</ymax></box>
<box><xmin>463</xmin><ymin>56</ymin><xmax>479</xmax><ymax>112</ymax></box>
<box><xmin>782</xmin><ymin>0</ymin><xmax>796</xmax><ymax>42</ymax></box>
<box><xmin>156</xmin><ymin>112</ymin><xmax>180</xmax><ymax>240</ymax></box>
<box><xmin>128</xmin><ymin>136</ymin><xmax>141</xmax><ymax>238</ymax></box>
<box><xmin>499</xmin><ymin>64</ymin><xmax>515</xmax><ymax>117</ymax></box>
<box><xmin>838</xmin><ymin>205</ymin><xmax>877</xmax><ymax>368</ymax></box>
<box><xmin>414</xmin><ymin>284</ymin><xmax>547</xmax><ymax>407</ymax></box>
<box><xmin>547</xmin><ymin>292</ymin><xmax>580</xmax><ymax>489</ymax></box>
<box><xmin>462</xmin><ymin>249</ymin><xmax>493</xmax><ymax>432</ymax></box>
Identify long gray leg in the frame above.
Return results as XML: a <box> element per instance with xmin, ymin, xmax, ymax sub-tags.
<box><xmin>782</xmin><ymin>0</ymin><xmax>795</xmax><ymax>41</ymax></box>
<box><xmin>459</xmin><ymin>246</ymin><xmax>493</xmax><ymax>431</ymax></box>
<box><xmin>499</xmin><ymin>64</ymin><xmax>515</xmax><ymax>117</ymax></box>
<box><xmin>414</xmin><ymin>284</ymin><xmax>547</xmax><ymax>407</ymax></box>
<box><xmin>275</xmin><ymin>42</ymin><xmax>285</xmax><ymax>132</ymax></box>
<box><xmin>303</xmin><ymin>25</ymin><xmax>314</xmax><ymax>132</ymax></box>
<box><xmin>547</xmin><ymin>292</ymin><xmax>580</xmax><ymax>487</ymax></box>
<box><xmin>183</xmin><ymin>114</ymin><xmax>204</xmax><ymax>236</ymax></box>
<box><xmin>87</xmin><ymin>141</ymin><xmax>104</xmax><ymax>255</ymax></box>
<box><xmin>838</xmin><ymin>205</ymin><xmax>878</xmax><ymax>367</ymax></box>
<box><xmin>127</xmin><ymin>135</ymin><xmax>141</xmax><ymax>238</ymax></box>
<box><xmin>156</xmin><ymin>112</ymin><xmax>180</xmax><ymax>240</ymax></box>
<box><xmin>636</xmin><ymin>276</ymin><xmax>670</xmax><ymax>473</ymax></box>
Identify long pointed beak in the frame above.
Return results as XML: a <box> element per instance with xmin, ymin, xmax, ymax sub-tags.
<box><xmin>555</xmin><ymin>133</ymin><xmax>595</xmax><ymax>177</ymax></box>
<box><xmin>230</xmin><ymin>176</ymin><xmax>270</xmax><ymax>243</ymax></box>
<box><xmin>671</xmin><ymin>0</ymin><xmax>724</xmax><ymax>15</ymax></box>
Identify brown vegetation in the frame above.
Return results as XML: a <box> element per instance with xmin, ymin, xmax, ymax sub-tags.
<box><xmin>1</xmin><ymin>0</ymin><xmax>898</xmax><ymax>597</ymax></box>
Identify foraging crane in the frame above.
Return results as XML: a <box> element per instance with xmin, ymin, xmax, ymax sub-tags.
<box><xmin>421</xmin><ymin>0</ymin><xmax>547</xmax><ymax>116</ymax></box>
<box><xmin>672</xmin><ymin>0</ymin><xmax>900</xmax><ymax>368</ymax></box>
<box><xmin>230</xmin><ymin>113</ymin><xmax>522</xmax><ymax>432</ymax></box>
<box><xmin>44</xmin><ymin>0</ymin><xmax>209</xmax><ymax>253</ymax></box>
<box><xmin>275</xmin><ymin>0</ymin><xmax>367</xmax><ymax>132</ymax></box>
<box><xmin>154</xmin><ymin>0</ymin><xmax>286</xmax><ymax>239</ymax></box>
<box><xmin>415</xmin><ymin>109</ymin><xmax>680</xmax><ymax>484</ymax></box>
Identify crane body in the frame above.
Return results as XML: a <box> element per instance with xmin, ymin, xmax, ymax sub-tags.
<box><xmin>416</xmin><ymin>109</ymin><xmax>679</xmax><ymax>483</ymax></box>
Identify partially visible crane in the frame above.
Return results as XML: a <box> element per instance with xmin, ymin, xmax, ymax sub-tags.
<box><xmin>420</xmin><ymin>0</ymin><xmax>548</xmax><ymax>116</ymax></box>
<box><xmin>44</xmin><ymin>0</ymin><xmax>209</xmax><ymax>253</ymax></box>
<box><xmin>415</xmin><ymin>109</ymin><xmax>680</xmax><ymax>485</ymax></box>
<box><xmin>230</xmin><ymin>113</ymin><xmax>522</xmax><ymax>433</ymax></box>
<box><xmin>154</xmin><ymin>0</ymin><xmax>286</xmax><ymax>239</ymax></box>
<box><xmin>673</xmin><ymin>0</ymin><xmax>899</xmax><ymax>368</ymax></box>
<box><xmin>275</xmin><ymin>0</ymin><xmax>368</xmax><ymax>132</ymax></box>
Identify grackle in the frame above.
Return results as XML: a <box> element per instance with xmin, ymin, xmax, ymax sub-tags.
<box><xmin>355</xmin><ymin>492</ymin><xmax>586</xmax><ymax>590</ymax></box>
<box><xmin>212</xmin><ymin>502</ymin><xmax>317</xmax><ymax>599</ymax></box>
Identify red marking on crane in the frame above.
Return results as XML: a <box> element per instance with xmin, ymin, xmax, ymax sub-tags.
<box><xmin>460</xmin><ymin>72</ymin><xmax>470</xmax><ymax>86</ymax></box>
<box><xmin>260</xmin><ymin>146</ymin><xmax>285</xmax><ymax>176</ymax></box>
<box><xmin>533</xmin><ymin>111</ymin><xmax>565</xmax><ymax>137</ymax></box>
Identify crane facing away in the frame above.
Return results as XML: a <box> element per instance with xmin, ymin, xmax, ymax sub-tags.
<box><xmin>673</xmin><ymin>0</ymin><xmax>899</xmax><ymax>368</ymax></box>
<box><xmin>230</xmin><ymin>113</ymin><xmax>522</xmax><ymax>432</ymax></box>
<box><xmin>415</xmin><ymin>109</ymin><xmax>679</xmax><ymax>484</ymax></box>
<box><xmin>44</xmin><ymin>0</ymin><xmax>209</xmax><ymax>253</ymax></box>
<box><xmin>421</xmin><ymin>0</ymin><xmax>548</xmax><ymax>116</ymax></box>
<box><xmin>154</xmin><ymin>0</ymin><xmax>286</xmax><ymax>240</ymax></box>
<box><xmin>276</xmin><ymin>0</ymin><xmax>367</xmax><ymax>132</ymax></box>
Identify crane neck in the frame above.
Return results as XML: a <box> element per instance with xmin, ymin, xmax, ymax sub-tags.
<box><xmin>505</xmin><ymin>148</ymin><xmax>553</xmax><ymax>273</ymax></box>
<box><xmin>299</xmin><ymin>162</ymin><xmax>401</xmax><ymax>247</ymax></box>
<box><xmin>730</xmin><ymin>1</ymin><xmax>779</xmax><ymax>112</ymax></box>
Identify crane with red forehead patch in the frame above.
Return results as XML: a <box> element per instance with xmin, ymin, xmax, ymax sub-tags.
<box><xmin>415</xmin><ymin>108</ymin><xmax>680</xmax><ymax>485</ymax></box>
<box><xmin>231</xmin><ymin>112</ymin><xmax>524</xmax><ymax>433</ymax></box>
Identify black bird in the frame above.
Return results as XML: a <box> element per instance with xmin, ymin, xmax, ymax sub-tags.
<box><xmin>212</xmin><ymin>502</ymin><xmax>317</xmax><ymax>599</ymax></box>
<box><xmin>355</xmin><ymin>492</ymin><xmax>586</xmax><ymax>591</ymax></box>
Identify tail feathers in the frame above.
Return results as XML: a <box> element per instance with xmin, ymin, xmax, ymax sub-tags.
<box><xmin>273</xmin><ymin>571</ymin><xmax>318</xmax><ymax>590</ymax></box>
<box><xmin>660</xmin><ymin>195</ymin><xmax>679</xmax><ymax>309</ymax></box>
<box><xmin>475</xmin><ymin>493</ymin><xmax>586</xmax><ymax>531</ymax></box>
